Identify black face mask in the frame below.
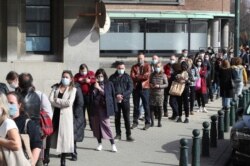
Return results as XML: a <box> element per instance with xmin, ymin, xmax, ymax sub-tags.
<box><xmin>19</xmin><ymin>79</ymin><xmax>32</xmax><ymax>90</ymax></box>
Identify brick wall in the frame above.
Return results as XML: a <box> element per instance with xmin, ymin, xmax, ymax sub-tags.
<box><xmin>106</xmin><ymin>0</ymin><xmax>231</xmax><ymax>12</ymax></box>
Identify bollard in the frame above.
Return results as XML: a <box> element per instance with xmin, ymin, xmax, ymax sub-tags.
<box><xmin>233</xmin><ymin>98</ymin><xmax>238</xmax><ymax>111</ymax></box>
<box><xmin>202</xmin><ymin>121</ymin><xmax>210</xmax><ymax>157</ymax></box>
<box><xmin>218</xmin><ymin>110</ymin><xmax>224</xmax><ymax>139</ymax></box>
<box><xmin>179</xmin><ymin>138</ymin><xmax>188</xmax><ymax>166</ymax></box>
<box><xmin>247</xmin><ymin>89</ymin><xmax>250</xmax><ymax>103</ymax></box>
<box><xmin>230</xmin><ymin>101</ymin><xmax>236</xmax><ymax>126</ymax></box>
<box><xmin>210</xmin><ymin>115</ymin><xmax>217</xmax><ymax>147</ymax></box>
<box><xmin>238</xmin><ymin>94</ymin><xmax>243</xmax><ymax>109</ymax></box>
<box><xmin>248</xmin><ymin>87</ymin><xmax>250</xmax><ymax>103</ymax></box>
<box><xmin>192</xmin><ymin>129</ymin><xmax>200</xmax><ymax>166</ymax></box>
<box><xmin>224</xmin><ymin>109</ymin><xmax>229</xmax><ymax>132</ymax></box>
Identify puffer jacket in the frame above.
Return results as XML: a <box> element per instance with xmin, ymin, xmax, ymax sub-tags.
<box><xmin>0</xmin><ymin>83</ymin><xmax>9</xmax><ymax>95</ymax></box>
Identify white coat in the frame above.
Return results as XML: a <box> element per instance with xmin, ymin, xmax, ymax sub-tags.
<box><xmin>49</xmin><ymin>86</ymin><xmax>76</xmax><ymax>153</ymax></box>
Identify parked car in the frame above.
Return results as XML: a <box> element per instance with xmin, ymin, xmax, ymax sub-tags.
<box><xmin>230</xmin><ymin>107</ymin><xmax>250</xmax><ymax>166</ymax></box>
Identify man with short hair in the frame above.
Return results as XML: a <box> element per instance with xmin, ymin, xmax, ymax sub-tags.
<box><xmin>109</xmin><ymin>61</ymin><xmax>135</xmax><ymax>142</ymax></box>
<box><xmin>130</xmin><ymin>53</ymin><xmax>151</xmax><ymax>130</ymax></box>
<box><xmin>6</xmin><ymin>71</ymin><xmax>19</xmax><ymax>91</ymax></box>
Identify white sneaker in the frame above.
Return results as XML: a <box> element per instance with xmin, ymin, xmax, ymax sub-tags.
<box><xmin>111</xmin><ymin>144</ymin><xmax>117</xmax><ymax>152</ymax></box>
<box><xmin>202</xmin><ymin>107</ymin><xmax>208</xmax><ymax>113</ymax></box>
<box><xmin>96</xmin><ymin>144</ymin><xmax>102</xmax><ymax>151</ymax></box>
<box><xmin>196</xmin><ymin>107</ymin><xmax>202</xmax><ymax>112</ymax></box>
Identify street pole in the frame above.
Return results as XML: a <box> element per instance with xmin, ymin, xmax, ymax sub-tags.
<box><xmin>234</xmin><ymin>0</ymin><xmax>240</xmax><ymax>57</ymax></box>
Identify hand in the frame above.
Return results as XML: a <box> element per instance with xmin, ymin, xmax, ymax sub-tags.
<box><xmin>116</xmin><ymin>94</ymin><xmax>123</xmax><ymax>101</ymax></box>
<box><xmin>85</xmin><ymin>78</ymin><xmax>91</xmax><ymax>83</ymax></box>
<box><xmin>155</xmin><ymin>84</ymin><xmax>160</xmax><ymax>88</ymax></box>
<box><xmin>79</xmin><ymin>77</ymin><xmax>84</xmax><ymax>82</ymax></box>
<box><xmin>94</xmin><ymin>82</ymin><xmax>100</xmax><ymax>90</ymax></box>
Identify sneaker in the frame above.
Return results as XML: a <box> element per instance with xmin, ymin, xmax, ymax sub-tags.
<box><xmin>96</xmin><ymin>144</ymin><xmax>102</xmax><ymax>151</ymax></box>
<box><xmin>111</xmin><ymin>144</ymin><xmax>117</xmax><ymax>152</ymax></box>
<box><xmin>176</xmin><ymin>117</ymin><xmax>182</xmax><ymax>123</ymax></box>
<box><xmin>184</xmin><ymin>118</ymin><xmax>189</xmax><ymax>123</ymax></box>
<box><xmin>143</xmin><ymin>124</ymin><xmax>150</xmax><ymax>130</ymax></box>
<box><xmin>196</xmin><ymin>107</ymin><xmax>202</xmax><ymax>112</ymax></box>
<box><xmin>157</xmin><ymin>122</ymin><xmax>162</xmax><ymax>127</ymax></box>
<box><xmin>131</xmin><ymin>123</ymin><xmax>138</xmax><ymax>129</ymax></box>
<box><xmin>126</xmin><ymin>136</ymin><xmax>135</xmax><ymax>142</ymax></box>
<box><xmin>169</xmin><ymin>116</ymin><xmax>177</xmax><ymax>120</ymax></box>
<box><xmin>114</xmin><ymin>135</ymin><xmax>121</xmax><ymax>141</ymax></box>
<box><xmin>71</xmin><ymin>153</ymin><xmax>77</xmax><ymax>161</ymax></box>
<box><xmin>202</xmin><ymin>107</ymin><xmax>208</xmax><ymax>113</ymax></box>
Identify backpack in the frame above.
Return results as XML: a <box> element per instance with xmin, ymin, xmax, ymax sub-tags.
<box><xmin>39</xmin><ymin>93</ymin><xmax>53</xmax><ymax>139</ymax></box>
<box><xmin>232</xmin><ymin>67</ymin><xmax>243</xmax><ymax>83</ymax></box>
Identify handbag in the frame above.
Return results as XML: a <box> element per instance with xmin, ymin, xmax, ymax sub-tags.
<box><xmin>169</xmin><ymin>81</ymin><xmax>185</xmax><ymax>96</ymax></box>
<box><xmin>195</xmin><ymin>78</ymin><xmax>201</xmax><ymax>90</ymax></box>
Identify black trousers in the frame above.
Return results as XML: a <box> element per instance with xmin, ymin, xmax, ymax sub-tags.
<box><xmin>177</xmin><ymin>86</ymin><xmax>190</xmax><ymax>118</ymax></box>
<box><xmin>83</xmin><ymin>95</ymin><xmax>91</xmax><ymax>127</ymax></box>
<box><xmin>150</xmin><ymin>105</ymin><xmax>162</xmax><ymax>125</ymax></box>
<box><xmin>196</xmin><ymin>91</ymin><xmax>206</xmax><ymax>107</ymax></box>
<box><xmin>163</xmin><ymin>88</ymin><xmax>169</xmax><ymax>114</ymax></box>
<box><xmin>189</xmin><ymin>86</ymin><xmax>196</xmax><ymax>112</ymax></box>
<box><xmin>169</xmin><ymin>95</ymin><xmax>178</xmax><ymax>117</ymax></box>
<box><xmin>115</xmin><ymin>101</ymin><xmax>131</xmax><ymax>137</ymax></box>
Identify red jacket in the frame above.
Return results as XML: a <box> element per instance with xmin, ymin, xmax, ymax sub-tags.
<box><xmin>163</xmin><ymin>63</ymin><xmax>172</xmax><ymax>79</ymax></box>
<box><xmin>197</xmin><ymin>67</ymin><xmax>207</xmax><ymax>94</ymax></box>
<box><xmin>74</xmin><ymin>71</ymin><xmax>96</xmax><ymax>95</ymax></box>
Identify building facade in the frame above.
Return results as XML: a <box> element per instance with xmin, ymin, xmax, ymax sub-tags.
<box><xmin>100</xmin><ymin>0</ymin><xmax>234</xmax><ymax>57</ymax></box>
<box><xmin>0</xmin><ymin>0</ymin><xmax>233</xmax><ymax>92</ymax></box>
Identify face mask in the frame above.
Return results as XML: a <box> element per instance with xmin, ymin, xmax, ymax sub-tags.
<box><xmin>155</xmin><ymin>67</ymin><xmax>161</xmax><ymax>73</ymax></box>
<box><xmin>9</xmin><ymin>83</ymin><xmax>18</xmax><ymax>89</ymax></box>
<box><xmin>170</xmin><ymin>60</ymin><xmax>175</xmax><ymax>64</ymax></box>
<box><xmin>97</xmin><ymin>77</ymin><xmax>104</xmax><ymax>82</ymax></box>
<box><xmin>8</xmin><ymin>104</ymin><xmax>18</xmax><ymax>118</ymax></box>
<box><xmin>80</xmin><ymin>71</ymin><xmax>87</xmax><ymax>75</ymax></box>
<box><xmin>138</xmin><ymin>60</ymin><xmax>144</xmax><ymax>65</ymax></box>
<box><xmin>205</xmin><ymin>58</ymin><xmax>209</xmax><ymax>61</ymax></box>
<box><xmin>200</xmin><ymin>53</ymin><xmax>205</xmax><ymax>58</ymax></box>
<box><xmin>183</xmin><ymin>53</ymin><xmax>188</xmax><ymax>57</ymax></box>
<box><xmin>117</xmin><ymin>69</ymin><xmax>125</xmax><ymax>75</ymax></box>
<box><xmin>152</xmin><ymin>59</ymin><xmax>158</xmax><ymax>65</ymax></box>
<box><xmin>61</xmin><ymin>78</ymin><xmax>70</xmax><ymax>86</ymax></box>
<box><xmin>197</xmin><ymin>62</ymin><xmax>202</xmax><ymax>66</ymax></box>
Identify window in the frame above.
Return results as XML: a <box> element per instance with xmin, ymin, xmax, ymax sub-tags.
<box><xmin>103</xmin><ymin>0</ymin><xmax>182</xmax><ymax>4</ymax></box>
<box><xmin>26</xmin><ymin>0</ymin><xmax>51</xmax><ymax>52</ymax></box>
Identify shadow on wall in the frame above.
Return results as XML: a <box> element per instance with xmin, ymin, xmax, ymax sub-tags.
<box><xmin>68</xmin><ymin>17</ymin><xmax>97</xmax><ymax>46</ymax></box>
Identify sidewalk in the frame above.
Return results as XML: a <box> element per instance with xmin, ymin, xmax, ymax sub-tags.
<box><xmin>48</xmin><ymin>97</ymin><xmax>232</xmax><ymax>166</ymax></box>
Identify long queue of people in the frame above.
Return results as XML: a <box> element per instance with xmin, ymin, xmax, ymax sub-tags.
<box><xmin>0</xmin><ymin>45</ymin><xmax>249</xmax><ymax>166</ymax></box>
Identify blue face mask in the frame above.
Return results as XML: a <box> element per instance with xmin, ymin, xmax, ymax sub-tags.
<box><xmin>61</xmin><ymin>78</ymin><xmax>70</xmax><ymax>86</ymax></box>
<box><xmin>155</xmin><ymin>67</ymin><xmax>161</xmax><ymax>73</ymax></box>
<box><xmin>117</xmin><ymin>69</ymin><xmax>125</xmax><ymax>75</ymax></box>
<box><xmin>8</xmin><ymin>103</ymin><xmax>18</xmax><ymax>117</ymax></box>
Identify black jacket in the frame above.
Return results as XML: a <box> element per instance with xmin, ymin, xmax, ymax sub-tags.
<box><xmin>73</xmin><ymin>83</ymin><xmax>84</xmax><ymax>142</ymax></box>
<box><xmin>14</xmin><ymin>114</ymin><xmax>42</xmax><ymax>150</ymax></box>
<box><xmin>0</xmin><ymin>83</ymin><xmax>9</xmax><ymax>95</ymax></box>
<box><xmin>109</xmin><ymin>72</ymin><xmax>133</xmax><ymax>102</ymax></box>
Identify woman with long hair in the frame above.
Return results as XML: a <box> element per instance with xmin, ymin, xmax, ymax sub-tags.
<box><xmin>90</xmin><ymin>68</ymin><xmax>118</xmax><ymax>152</ymax></box>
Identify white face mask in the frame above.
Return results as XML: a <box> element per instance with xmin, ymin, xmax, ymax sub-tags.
<box><xmin>170</xmin><ymin>60</ymin><xmax>175</xmax><ymax>64</ymax></box>
<box><xmin>97</xmin><ymin>77</ymin><xmax>104</xmax><ymax>82</ymax></box>
<box><xmin>197</xmin><ymin>62</ymin><xmax>202</xmax><ymax>66</ymax></box>
<box><xmin>183</xmin><ymin>53</ymin><xmax>188</xmax><ymax>57</ymax></box>
<box><xmin>9</xmin><ymin>83</ymin><xmax>18</xmax><ymax>89</ymax></box>
<box><xmin>80</xmin><ymin>71</ymin><xmax>87</xmax><ymax>75</ymax></box>
<box><xmin>152</xmin><ymin>59</ymin><xmax>158</xmax><ymax>65</ymax></box>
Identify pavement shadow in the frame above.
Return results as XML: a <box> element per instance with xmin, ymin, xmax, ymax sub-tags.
<box><xmin>161</xmin><ymin>139</ymin><xmax>193</xmax><ymax>164</ymax></box>
<box><xmin>141</xmin><ymin>161</ymin><xmax>176</xmax><ymax>166</ymax></box>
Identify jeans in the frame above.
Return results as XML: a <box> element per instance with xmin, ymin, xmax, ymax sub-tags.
<box><xmin>212</xmin><ymin>82</ymin><xmax>220</xmax><ymax>96</ymax></box>
<box><xmin>115</xmin><ymin>101</ymin><xmax>131</xmax><ymax>137</ymax></box>
<box><xmin>132</xmin><ymin>89</ymin><xmax>150</xmax><ymax>125</ymax></box>
<box><xmin>222</xmin><ymin>97</ymin><xmax>231</xmax><ymax>108</ymax></box>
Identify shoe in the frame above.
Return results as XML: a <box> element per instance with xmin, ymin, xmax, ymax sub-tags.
<box><xmin>150</xmin><ymin>122</ymin><xmax>154</xmax><ymax>127</ymax></box>
<box><xmin>176</xmin><ymin>117</ymin><xmax>182</xmax><ymax>123</ymax></box>
<box><xmin>111</xmin><ymin>144</ymin><xmax>117</xmax><ymax>152</ymax></box>
<box><xmin>71</xmin><ymin>153</ymin><xmax>77</xmax><ymax>161</ymax></box>
<box><xmin>114</xmin><ymin>135</ymin><xmax>121</xmax><ymax>141</ymax></box>
<box><xmin>202</xmin><ymin>107</ymin><xmax>208</xmax><ymax>113</ymax></box>
<box><xmin>216</xmin><ymin>94</ymin><xmax>219</xmax><ymax>99</ymax></box>
<box><xmin>130</xmin><ymin>123</ymin><xmax>138</xmax><ymax>129</ymax></box>
<box><xmin>143</xmin><ymin>124</ymin><xmax>150</xmax><ymax>130</ymax></box>
<box><xmin>139</xmin><ymin>116</ymin><xmax>144</xmax><ymax>121</ymax></box>
<box><xmin>196</xmin><ymin>107</ymin><xmax>202</xmax><ymax>112</ymax></box>
<box><xmin>163</xmin><ymin>112</ymin><xmax>168</xmax><ymax>117</ymax></box>
<box><xmin>190</xmin><ymin>111</ymin><xmax>194</xmax><ymax>115</ymax></box>
<box><xmin>184</xmin><ymin>118</ymin><xmax>189</xmax><ymax>123</ymax></box>
<box><xmin>169</xmin><ymin>116</ymin><xmax>177</xmax><ymax>120</ymax></box>
<box><xmin>96</xmin><ymin>144</ymin><xmax>102</xmax><ymax>151</ymax></box>
<box><xmin>211</xmin><ymin>98</ymin><xmax>214</xmax><ymax>102</ymax></box>
<box><xmin>126</xmin><ymin>136</ymin><xmax>135</xmax><ymax>142</ymax></box>
<box><xmin>158</xmin><ymin>122</ymin><xmax>162</xmax><ymax>127</ymax></box>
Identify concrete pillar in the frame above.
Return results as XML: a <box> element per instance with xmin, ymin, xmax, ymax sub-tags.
<box><xmin>221</xmin><ymin>19</ymin><xmax>229</xmax><ymax>49</ymax></box>
<box><xmin>175</xmin><ymin>23</ymin><xmax>183</xmax><ymax>54</ymax></box>
<box><xmin>211</xmin><ymin>19</ymin><xmax>220</xmax><ymax>53</ymax></box>
<box><xmin>131</xmin><ymin>20</ymin><xmax>140</xmax><ymax>54</ymax></box>
<box><xmin>207</xmin><ymin>20</ymin><xmax>212</xmax><ymax>47</ymax></box>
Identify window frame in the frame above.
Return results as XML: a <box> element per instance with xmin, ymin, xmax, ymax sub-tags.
<box><xmin>102</xmin><ymin>0</ymin><xmax>183</xmax><ymax>5</ymax></box>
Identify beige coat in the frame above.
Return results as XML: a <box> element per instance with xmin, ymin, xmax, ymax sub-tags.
<box><xmin>49</xmin><ymin>86</ymin><xmax>76</xmax><ymax>153</ymax></box>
